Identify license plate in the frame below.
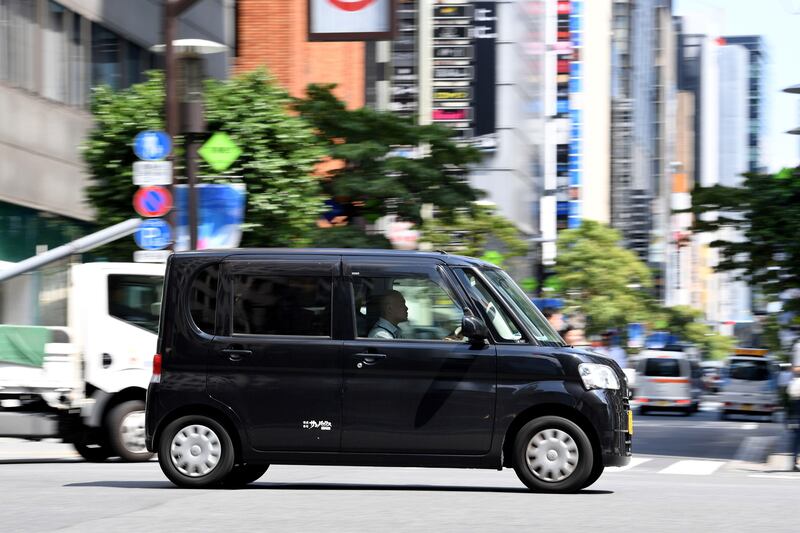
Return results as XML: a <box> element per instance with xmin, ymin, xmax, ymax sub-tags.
<box><xmin>657</xmin><ymin>401</ymin><xmax>670</xmax><ymax>406</ymax></box>
<box><xmin>627</xmin><ymin>410</ymin><xmax>633</xmax><ymax>435</ymax></box>
<box><xmin>741</xmin><ymin>404</ymin><xmax>752</xmax><ymax>411</ymax></box>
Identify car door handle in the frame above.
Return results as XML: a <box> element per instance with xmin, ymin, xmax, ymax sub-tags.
<box><xmin>354</xmin><ymin>353</ymin><xmax>387</xmax><ymax>367</ymax></box>
<box><xmin>221</xmin><ymin>348</ymin><xmax>252</xmax><ymax>362</ymax></box>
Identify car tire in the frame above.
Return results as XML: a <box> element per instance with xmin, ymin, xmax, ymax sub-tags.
<box><xmin>73</xmin><ymin>432</ymin><xmax>112</xmax><ymax>462</ymax></box>
<box><xmin>221</xmin><ymin>464</ymin><xmax>270</xmax><ymax>488</ymax></box>
<box><xmin>719</xmin><ymin>410</ymin><xmax>728</xmax><ymax>421</ymax></box>
<box><xmin>639</xmin><ymin>406</ymin><xmax>648</xmax><ymax>416</ymax></box>
<box><xmin>512</xmin><ymin>416</ymin><xmax>594</xmax><ymax>493</ymax></box>
<box><xmin>682</xmin><ymin>407</ymin><xmax>692</xmax><ymax>417</ymax></box>
<box><xmin>158</xmin><ymin>415</ymin><xmax>235</xmax><ymax>488</ymax></box>
<box><xmin>582</xmin><ymin>462</ymin><xmax>605</xmax><ymax>490</ymax></box>
<box><xmin>107</xmin><ymin>400</ymin><xmax>154</xmax><ymax>462</ymax></box>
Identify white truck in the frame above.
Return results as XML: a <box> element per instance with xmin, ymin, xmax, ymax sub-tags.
<box><xmin>0</xmin><ymin>262</ymin><xmax>165</xmax><ymax>461</ymax></box>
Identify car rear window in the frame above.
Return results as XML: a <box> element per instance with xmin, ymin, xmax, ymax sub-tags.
<box><xmin>728</xmin><ymin>359</ymin><xmax>770</xmax><ymax>381</ymax></box>
<box><xmin>644</xmin><ymin>358</ymin><xmax>681</xmax><ymax>377</ymax></box>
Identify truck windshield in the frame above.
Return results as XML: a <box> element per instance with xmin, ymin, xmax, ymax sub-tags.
<box><xmin>108</xmin><ymin>275</ymin><xmax>163</xmax><ymax>333</ymax></box>
<box><xmin>481</xmin><ymin>269</ymin><xmax>565</xmax><ymax>346</ymax></box>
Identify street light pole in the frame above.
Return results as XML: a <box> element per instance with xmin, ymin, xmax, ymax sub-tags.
<box><xmin>163</xmin><ymin>0</ymin><xmax>200</xmax><ymax>248</ymax></box>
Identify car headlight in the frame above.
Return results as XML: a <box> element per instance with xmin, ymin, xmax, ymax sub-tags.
<box><xmin>579</xmin><ymin>363</ymin><xmax>620</xmax><ymax>390</ymax></box>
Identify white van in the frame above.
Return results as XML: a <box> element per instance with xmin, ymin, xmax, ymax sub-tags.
<box><xmin>718</xmin><ymin>348</ymin><xmax>780</xmax><ymax>420</ymax></box>
<box><xmin>635</xmin><ymin>351</ymin><xmax>703</xmax><ymax>415</ymax></box>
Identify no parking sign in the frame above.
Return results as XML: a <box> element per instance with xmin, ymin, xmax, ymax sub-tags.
<box><xmin>133</xmin><ymin>186</ymin><xmax>173</xmax><ymax>218</ymax></box>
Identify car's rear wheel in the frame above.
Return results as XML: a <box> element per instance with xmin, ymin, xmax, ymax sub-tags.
<box><xmin>158</xmin><ymin>415</ymin><xmax>235</xmax><ymax>488</ymax></box>
<box><xmin>221</xmin><ymin>464</ymin><xmax>270</xmax><ymax>488</ymax></box>
<box><xmin>512</xmin><ymin>416</ymin><xmax>594</xmax><ymax>493</ymax></box>
<box><xmin>719</xmin><ymin>410</ymin><xmax>728</xmax><ymax>421</ymax></box>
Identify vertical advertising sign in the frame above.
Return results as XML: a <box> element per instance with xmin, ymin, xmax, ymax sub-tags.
<box><xmin>308</xmin><ymin>0</ymin><xmax>395</xmax><ymax>41</ymax></box>
<box><xmin>473</xmin><ymin>2</ymin><xmax>497</xmax><ymax>138</ymax></box>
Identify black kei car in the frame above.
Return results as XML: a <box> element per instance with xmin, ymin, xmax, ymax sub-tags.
<box><xmin>146</xmin><ymin>249</ymin><xmax>632</xmax><ymax>492</ymax></box>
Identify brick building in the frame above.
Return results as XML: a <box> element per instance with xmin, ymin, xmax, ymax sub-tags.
<box><xmin>235</xmin><ymin>0</ymin><xmax>366</xmax><ymax>107</ymax></box>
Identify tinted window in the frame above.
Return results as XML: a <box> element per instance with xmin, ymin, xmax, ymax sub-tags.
<box><xmin>108</xmin><ymin>275</ymin><xmax>163</xmax><ymax>333</ymax></box>
<box><xmin>353</xmin><ymin>274</ymin><xmax>464</xmax><ymax>341</ymax></box>
<box><xmin>729</xmin><ymin>359</ymin><xmax>770</xmax><ymax>381</ymax></box>
<box><xmin>232</xmin><ymin>274</ymin><xmax>331</xmax><ymax>336</ymax></box>
<box><xmin>189</xmin><ymin>264</ymin><xmax>219</xmax><ymax>334</ymax></box>
<box><xmin>644</xmin><ymin>358</ymin><xmax>681</xmax><ymax>377</ymax></box>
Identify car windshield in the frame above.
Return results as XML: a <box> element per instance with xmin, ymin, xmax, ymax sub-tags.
<box><xmin>728</xmin><ymin>359</ymin><xmax>770</xmax><ymax>381</ymax></box>
<box><xmin>481</xmin><ymin>269</ymin><xmax>565</xmax><ymax>346</ymax></box>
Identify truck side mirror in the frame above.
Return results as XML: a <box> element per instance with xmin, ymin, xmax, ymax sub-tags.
<box><xmin>462</xmin><ymin>314</ymin><xmax>489</xmax><ymax>344</ymax></box>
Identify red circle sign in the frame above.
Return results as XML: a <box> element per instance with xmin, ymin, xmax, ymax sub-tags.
<box><xmin>133</xmin><ymin>186</ymin><xmax>173</xmax><ymax>217</ymax></box>
<box><xmin>328</xmin><ymin>0</ymin><xmax>376</xmax><ymax>11</ymax></box>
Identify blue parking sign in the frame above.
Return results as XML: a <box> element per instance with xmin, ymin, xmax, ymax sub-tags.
<box><xmin>134</xmin><ymin>130</ymin><xmax>172</xmax><ymax>161</ymax></box>
<box><xmin>134</xmin><ymin>219</ymin><xmax>172</xmax><ymax>250</ymax></box>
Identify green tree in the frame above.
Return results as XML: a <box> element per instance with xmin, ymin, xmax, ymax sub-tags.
<box><xmin>294</xmin><ymin>84</ymin><xmax>483</xmax><ymax>246</ymax></box>
<box><xmin>658</xmin><ymin>305</ymin><xmax>736</xmax><ymax>360</ymax></box>
<box><xmin>83</xmin><ymin>69</ymin><xmax>326</xmax><ymax>259</ymax></box>
<box><xmin>688</xmin><ymin>167</ymin><xmax>800</xmax><ymax>316</ymax></box>
<box><xmin>420</xmin><ymin>203</ymin><xmax>529</xmax><ymax>259</ymax></box>
<box><xmin>553</xmin><ymin>220</ymin><xmax>654</xmax><ymax>335</ymax></box>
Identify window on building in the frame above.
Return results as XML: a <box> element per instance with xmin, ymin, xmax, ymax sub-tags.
<box><xmin>108</xmin><ymin>275</ymin><xmax>164</xmax><ymax>334</ymax></box>
<box><xmin>0</xmin><ymin>0</ymin><xmax>36</xmax><ymax>91</ymax></box>
<box><xmin>232</xmin><ymin>275</ymin><xmax>332</xmax><ymax>337</ymax></box>
<box><xmin>92</xmin><ymin>23</ymin><xmax>121</xmax><ymax>90</ymax></box>
<box><xmin>43</xmin><ymin>0</ymin><xmax>67</xmax><ymax>102</ymax></box>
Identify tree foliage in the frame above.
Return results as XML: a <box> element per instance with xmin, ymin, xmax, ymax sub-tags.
<box><xmin>658</xmin><ymin>305</ymin><xmax>735</xmax><ymax>360</ymax></box>
<box><xmin>83</xmin><ymin>69</ymin><xmax>326</xmax><ymax>259</ymax></box>
<box><xmin>420</xmin><ymin>203</ymin><xmax>528</xmax><ymax>259</ymax></box>
<box><xmin>552</xmin><ymin>221</ymin><xmax>654</xmax><ymax>335</ymax></box>
<box><xmin>688</xmin><ymin>167</ymin><xmax>800</xmax><ymax>315</ymax></box>
<box><xmin>294</xmin><ymin>84</ymin><xmax>483</xmax><ymax>245</ymax></box>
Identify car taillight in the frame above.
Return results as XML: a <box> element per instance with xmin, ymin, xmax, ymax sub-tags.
<box><xmin>151</xmin><ymin>353</ymin><xmax>162</xmax><ymax>383</ymax></box>
<box><xmin>676</xmin><ymin>399</ymin><xmax>691</xmax><ymax>405</ymax></box>
<box><xmin>639</xmin><ymin>398</ymin><xmax>649</xmax><ymax>403</ymax></box>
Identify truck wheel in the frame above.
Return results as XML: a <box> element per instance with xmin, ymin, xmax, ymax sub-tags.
<box><xmin>512</xmin><ymin>416</ymin><xmax>593</xmax><ymax>493</ymax></box>
<box><xmin>107</xmin><ymin>400</ymin><xmax>154</xmax><ymax>462</ymax></box>
<box><xmin>221</xmin><ymin>464</ymin><xmax>270</xmax><ymax>488</ymax></box>
<box><xmin>73</xmin><ymin>434</ymin><xmax>111</xmax><ymax>462</ymax></box>
<box><xmin>158</xmin><ymin>415</ymin><xmax>235</xmax><ymax>488</ymax></box>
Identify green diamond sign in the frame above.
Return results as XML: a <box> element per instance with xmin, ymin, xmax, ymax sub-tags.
<box><xmin>198</xmin><ymin>132</ymin><xmax>241</xmax><ymax>172</ymax></box>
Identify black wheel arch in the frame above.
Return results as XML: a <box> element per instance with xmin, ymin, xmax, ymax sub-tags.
<box><xmin>153</xmin><ymin>404</ymin><xmax>246</xmax><ymax>464</ymax></box>
<box><xmin>501</xmin><ymin>403</ymin><xmax>602</xmax><ymax>469</ymax></box>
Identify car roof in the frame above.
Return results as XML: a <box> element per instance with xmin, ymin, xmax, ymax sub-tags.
<box><xmin>171</xmin><ymin>248</ymin><xmax>499</xmax><ymax>269</ymax></box>
<box><xmin>639</xmin><ymin>350</ymin><xmax>690</xmax><ymax>359</ymax></box>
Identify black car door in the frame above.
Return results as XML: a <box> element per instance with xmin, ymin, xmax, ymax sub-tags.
<box><xmin>340</xmin><ymin>256</ymin><xmax>497</xmax><ymax>455</ymax></box>
<box><xmin>207</xmin><ymin>255</ymin><xmax>343</xmax><ymax>452</ymax></box>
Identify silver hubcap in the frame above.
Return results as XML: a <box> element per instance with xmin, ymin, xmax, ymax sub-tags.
<box><xmin>120</xmin><ymin>411</ymin><xmax>147</xmax><ymax>454</ymax></box>
<box><xmin>170</xmin><ymin>424</ymin><xmax>222</xmax><ymax>477</ymax></box>
<box><xmin>526</xmin><ymin>428</ymin><xmax>580</xmax><ymax>483</ymax></box>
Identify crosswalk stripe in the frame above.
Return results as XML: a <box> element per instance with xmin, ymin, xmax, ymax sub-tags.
<box><xmin>658</xmin><ymin>459</ymin><xmax>726</xmax><ymax>475</ymax></box>
<box><xmin>606</xmin><ymin>457</ymin><xmax>652</xmax><ymax>473</ymax></box>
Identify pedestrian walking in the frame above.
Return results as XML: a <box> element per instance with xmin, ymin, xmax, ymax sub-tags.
<box><xmin>787</xmin><ymin>367</ymin><xmax>800</xmax><ymax>472</ymax></box>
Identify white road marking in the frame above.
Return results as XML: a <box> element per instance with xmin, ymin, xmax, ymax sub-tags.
<box><xmin>740</xmin><ymin>423</ymin><xmax>759</xmax><ymax>430</ymax></box>
<box><xmin>748</xmin><ymin>474</ymin><xmax>800</xmax><ymax>480</ymax></box>
<box><xmin>658</xmin><ymin>460</ymin><xmax>726</xmax><ymax>476</ymax></box>
<box><xmin>606</xmin><ymin>457</ymin><xmax>652</xmax><ymax>473</ymax></box>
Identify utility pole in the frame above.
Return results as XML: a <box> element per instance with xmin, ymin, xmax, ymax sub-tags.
<box><xmin>163</xmin><ymin>0</ymin><xmax>200</xmax><ymax>248</ymax></box>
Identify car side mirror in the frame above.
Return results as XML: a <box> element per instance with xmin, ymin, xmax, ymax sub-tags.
<box><xmin>462</xmin><ymin>315</ymin><xmax>489</xmax><ymax>344</ymax></box>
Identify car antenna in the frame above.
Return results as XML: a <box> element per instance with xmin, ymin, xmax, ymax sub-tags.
<box><xmin>436</xmin><ymin>249</ymin><xmax>448</xmax><ymax>255</ymax></box>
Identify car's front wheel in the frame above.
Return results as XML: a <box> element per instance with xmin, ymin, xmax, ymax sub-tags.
<box><xmin>221</xmin><ymin>464</ymin><xmax>270</xmax><ymax>488</ymax></box>
<box><xmin>512</xmin><ymin>416</ymin><xmax>594</xmax><ymax>493</ymax></box>
<box><xmin>158</xmin><ymin>415</ymin><xmax>235</xmax><ymax>488</ymax></box>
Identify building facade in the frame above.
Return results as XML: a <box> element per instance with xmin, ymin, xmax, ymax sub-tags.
<box><xmin>722</xmin><ymin>35</ymin><xmax>765</xmax><ymax>173</ymax></box>
<box><xmin>0</xmin><ymin>0</ymin><xmax>235</xmax><ymax>323</ymax></box>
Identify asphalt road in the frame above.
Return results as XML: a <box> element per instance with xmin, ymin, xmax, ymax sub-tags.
<box><xmin>1</xmin><ymin>399</ymin><xmax>797</xmax><ymax>533</ymax></box>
